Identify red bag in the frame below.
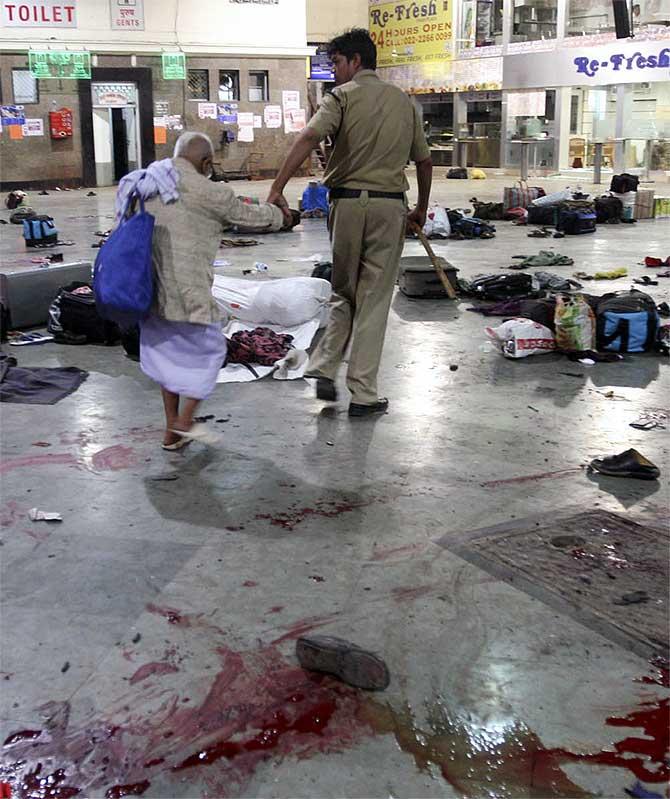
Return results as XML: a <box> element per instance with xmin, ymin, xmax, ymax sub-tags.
<box><xmin>503</xmin><ymin>180</ymin><xmax>546</xmax><ymax>211</ymax></box>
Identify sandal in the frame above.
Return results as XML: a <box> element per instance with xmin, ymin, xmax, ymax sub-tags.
<box><xmin>170</xmin><ymin>423</ymin><xmax>224</xmax><ymax>446</ymax></box>
<box><xmin>634</xmin><ymin>276</ymin><xmax>658</xmax><ymax>286</ymax></box>
<box><xmin>161</xmin><ymin>437</ymin><xmax>192</xmax><ymax>452</ymax></box>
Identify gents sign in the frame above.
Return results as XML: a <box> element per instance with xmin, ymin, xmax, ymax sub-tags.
<box><xmin>369</xmin><ymin>0</ymin><xmax>452</xmax><ymax>67</ymax></box>
<box><xmin>1</xmin><ymin>0</ymin><xmax>76</xmax><ymax>26</ymax></box>
<box><xmin>504</xmin><ymin>38</ymin><xmax>670</xmax><ymax>88</ymax></box>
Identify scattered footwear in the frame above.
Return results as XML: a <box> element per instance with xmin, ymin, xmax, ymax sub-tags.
<box><xmin>161</xmin><ymin>437</ymin><xmax>192</xmax><ymax>452</ymax></box>
<box><xmin>221</xmin><ymin>238</ymin><xmax>260</xmax><ymax>247</ymax></box>
<box><xmin>313</xmin><ymin>377</ymin><xmax>337</xmax><ymax>402</ymax></box>
<box><xmin>296</xmin><ymin>635</ymin><xmax>390</xmax><ymax>691</ymax></box>
<box><xmin>86</xmin><ymin>191</ymin><xmax>97</xmax><ymax>197</ymax></box>
<box><xmin>657</xmin><ymin>302</ymin><xmax>670</xmax><ymax>318</ymax></box>
<box><xmin>38</xmin><ymin>190</ymin><xmax>49</xmax><ymax>195</ymax></box>
<box><xmin>170</xmin><ymin>423</ymin><xmax>223</xmax><ymax>446</ymax></box>
<box><xmin>9</xmin><ymin>332</ymin><xmax>54</xmax><ymax>346</ymax></box>
<box><xmin>588</xmin><ymin>448</ymin><xmax>660</xmax><ymax>480</ymax></box>
<box><xmin>349</xmin><ymin>398</ymin><xmax>389</xmax><ymax>418</ymax></box>
<box><xmin>644</xmin><ymin>256</ymin><xmax>670</xmax><ymax>268</ymax></box>
<box><xmin>633</xmin><ymin>276</ymin><xmax>658</xmax><ymax>286</ymax></box>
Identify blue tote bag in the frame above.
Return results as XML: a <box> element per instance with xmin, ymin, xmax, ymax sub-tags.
<box><xmin>93</xmin><ymin>193</ymin><xmax>155</xmax><ymax>326</ymax></box>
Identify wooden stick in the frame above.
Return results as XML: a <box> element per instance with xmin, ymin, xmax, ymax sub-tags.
<box><xmin>413</xmin><ymin>225</ymin><xmax>458</xmax><ymax>300</ymax></box>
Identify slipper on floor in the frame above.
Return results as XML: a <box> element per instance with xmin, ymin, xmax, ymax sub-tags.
<box><xmin>170</xmin><ymin>423</ymin><xmax>223</xmax><ymax>446</ymax></box>
<box><xmin>161</xmin><ymin>437</ymin><xmax>192</xmax><ymax>452</ymax></box>
<box><xmin>9</xmin><ymin>333</ymin><xmax>54</xmax><ymax>346</ymax></box>
<box><xmin>588</xmin><ymin>448</ymin><xmax>660</xmax><ymax>480</ymax></box>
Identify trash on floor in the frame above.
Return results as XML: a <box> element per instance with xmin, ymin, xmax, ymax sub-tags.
<box><xmin>588</xmin><ymin>449</ymin><xmax>660</xmax><ymax>480</ymax></box>
<box><xmin>508</xmin><ymin>251</ymin><xmax>574</xmax><ymax>270</ymax></box>
<box><xmin>296</xmin><ymin>635</ymin><xmax>390</xmax><ymax>691</ymax></box>
<box><xmin>630</xmin><ymin>412</ymin><xmax>667</xmax><ymax>431</ymax></box>
<box><xmin>221</xmin><ymin>238</ymin><xmax>260</xmax><ymax>247</ymax></box>
<box><xmin>613</xmin><ymin>591</ymin><xmax>651</xmax><ymax>606</ymax></box>
<box><xmin>485</xmin><ymin>318</ymin><xmax>556</xmax><ymax>359</ymax></box>
<box><xmin>9</xmin><ymin>332</ymin><xmax>54</xmax><ymax>346</ymax></box>
<box><xmin>29</xmin><ymin>508</ymin><xmax>63</xmax><ymax>522</ymax></box>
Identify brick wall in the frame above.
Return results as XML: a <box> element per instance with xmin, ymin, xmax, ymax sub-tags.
<box><xmin>0</xmin><ymin>53</ymin><xmax>309</xmax><ymax>188</ymax></box>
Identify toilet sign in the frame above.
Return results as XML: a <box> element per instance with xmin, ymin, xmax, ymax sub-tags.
<box><xmin>1</xmin><ymin>0</ymin><xmax>77</xmax><ymax>27</ymax></box>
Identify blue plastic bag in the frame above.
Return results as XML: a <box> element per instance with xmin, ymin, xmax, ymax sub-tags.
<box><xmin>93</xmin><ymin>193</ymin><xmax>155</xmax><ymax>326</ymax></box>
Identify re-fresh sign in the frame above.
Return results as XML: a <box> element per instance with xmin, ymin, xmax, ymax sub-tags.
<box><xmin>1</xmin><ymin>0</ymin><xmax>77</xmax><ymax>26</ymax></box>
<box><xmin>369</xmin><ymin>0</ymin><xmax>452</xmax><ymax>68</ymax></box>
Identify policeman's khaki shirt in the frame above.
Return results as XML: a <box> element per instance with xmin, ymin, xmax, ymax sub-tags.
<box><xmin>307</xmin><ymin>69</ymin><xmax>431</xmax><ymax>194</ymax></box>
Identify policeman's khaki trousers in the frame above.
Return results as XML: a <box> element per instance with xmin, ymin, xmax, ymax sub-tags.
<box><xmin>308</xmin><ymin>193</ymin><xmax>406</xmax><ymax>405</ymax></box>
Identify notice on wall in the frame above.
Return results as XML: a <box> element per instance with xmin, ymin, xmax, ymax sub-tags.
<box><xmin>9</xmin><ymin>125</ymin><xmax>24</xmax><ymax>140</ymax></box>
<box><xmin>22</xmin><ymin>118</ymin><xmax>44</xmax><ymax>136</ymax></box>
<box><xmin>218</xmin><ymin>103</ymin><xmax>238</xmax><ymax>123</ymax></box>
<box><xmin>282</xmin><ymin>91</ymin><xmax>300</xmax><ymax>112</ymax></box>
<box><xmin>165</xmin><ymin>115</ymin><xmax>183</xmax><ymax>130</ymax></box>
<box><xmin>369</xmin><ymin>0</ymin><xmax>453</xmax><ymax>68</ymax></box>
<box><xmin>253</xmin><ymin>115</ymin><xmax>262</xmax><ymax>129</ymax></box>
<box><xmin>452</xmin><ymin>56</ymin><xmax>503</xmax><ymax>92</ymax></box>
<box><xmin>507</xmin><ymin>90</ymin><xmax>546</xmax><ymax>118</ymax></box>
<box><xmin>198</xmin><ymin>102</ymin><xmax>218</xmax><ymax>120</ymax></box>
<box><xmin>155</xmin><ymin>101</ymin><xmax>169</xmax><ymax>116</ymax></box>
<box><xmin>154</xmin><ymin>124</ymin><xmax>167</xmax><ymax>145</ymax></box>
<box><xmin>111</xmin><ymin>0</ymin><xmax>144</xmax><ymax>30</ymax></box>
<box><xmin>1</xmin><ymin>0</ymin><xmax>77</xmax><ymax>27</ymax></box>
<box><xmin>264</xmin><ymin>105</ymin><xmax>282</xmax><ymax>128</ymax></box>
<box><xmin>237</xmin><ymin>111</ymin><xmax>254</xmax><ymax>128</ymax></box>
<box><xmin>238</xmin><ymin>126</ymin><xmax>254</xmax><ymax>143</ymax></box>
<box><xmin>1</xmin><ymin>105</ymin><xmax>26</xmax><ymax>126</ymax></box>
<box><xmin>284</xmin><ymin>108</ymin><xmax>306</xmax><ymax>134</ymax></box>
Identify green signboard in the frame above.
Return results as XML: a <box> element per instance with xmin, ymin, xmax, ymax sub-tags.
<box><xmin>29</xmin><ymin>51</ymin><xmax>91</xmax><ymax>80</ymax></box>
<box><xmin>162</xmin><ymin>53</ymin><xmax>186</xmax><ymax>80</ymax></box>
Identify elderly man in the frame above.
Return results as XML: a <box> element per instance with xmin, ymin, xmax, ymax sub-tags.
<box><xmin>268</xmin><ymin>28</ymin><xmax>432</xmax><ymax>417</ymax></box>
<box><xmin>137</xmin><ymin>132</ymin><xmax>287</xmax><ymax>449</ymax></box>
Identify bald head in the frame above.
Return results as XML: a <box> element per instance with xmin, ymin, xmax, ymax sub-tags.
<box><xmin>174</xmin><ymin>132</ymin><xmax>214</xmax><ymax>176</ymax></box>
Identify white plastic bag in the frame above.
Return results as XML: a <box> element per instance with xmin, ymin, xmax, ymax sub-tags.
<box><xmin>423</xmin><ymin>205</ymin><xmax>451</xmax><ymax>239</ymax></box>
<box><xmin>485</xmin><ymin>318</ymin><xmax>556</xmax><ymax>359</ymax></box>
<box><xmin>212</xmin><ymin>275</ymin><xmax>331</xmax><ymax>327</ymax></box>
<box><xmin>531</xmin><ymin>188</ymin><xmax>573</xmax><ymax>207</ymax></box>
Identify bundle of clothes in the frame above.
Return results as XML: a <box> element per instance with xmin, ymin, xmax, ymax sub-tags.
<box><xmin>420</xmin><ymin>203</ymin><xmax>496</xmax><ymax>241</ymax></box>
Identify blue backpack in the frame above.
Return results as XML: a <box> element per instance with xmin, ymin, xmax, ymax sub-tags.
<box><xmin>596</xmin><ymin>290</ymin><xmax>660</xmax><ymax>353</ymax></box>
<box><xmin>23</xmin><ymin>216</ymin><xmax>58</xmax><ymax>247</ymax></box>
<box><xmin>93</xmin><ymin>193</ymin><xmax>155</xmax><ymax>326</ymax></box>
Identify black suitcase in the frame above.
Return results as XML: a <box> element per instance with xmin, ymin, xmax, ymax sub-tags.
<box><xmin>595</xmin><ymin>195</ymin><xmax>623</xmax><ymax>223</ymax></box>
<box><xmin>398</xmin><ymin>257</ymin><xmax>459</xmax><ymax>298</ymax></box>
<box><xmin>527</xmin><ymin>205</ymin><xmax>558</xmax><ymax>226</ymax></box>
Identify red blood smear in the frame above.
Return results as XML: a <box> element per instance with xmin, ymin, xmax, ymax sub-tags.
<box><xmin>3</xmin><ymin>730</ymin><xmax>41</xmax><ymax>746</ymax></box>
<box><xmin>255</xmin><ymin>500</ymin><xmax>372</xmax><ymax>531</ymax></box>
<box><xmin>391</xmin><ymin>586</ymin><xmax>434</xmax><ymax>602</ymax></box>
<box><xmin>174</xmin><ymin>695</ymin><xmax>337</xmax><ymax>771</ymax></box>
<box><xmin>267</xmin><ymin>606</ymin><xmax>284</xmax><ymax>614</ymax></box>
<box><xmin>16</xmin><ymin>764</ymin><xmax>79</xmax><ymax>798</ymax></box>
<box><xmin>270</xmin><ymin>613</ymin><xmax>340</xmax><ymax>645</ymax></box>
<box><xmin>104</xmin><ymin>780</ymin><xmax>150</xmax><ymax>798</ymax></box>
<box><xmin>143</xmin><ymin>758</ymin><xmax>165</xmax><ymax>769</ymax></box>
<box><xmin>548</xmin><ymin>697</ymin><xmax>670</xmax><ymax>784</ymax></box>
<box><xmin>90</xmin><ymin>445</ymin><xmax>137</xmax><ymax>472</ymax></box>
<box><xmin>32</xmin><ymin>442</ymin><xmax>52</xmax><ymax>448</ymax></box>
<box><xmin>129</xmin><ymin>662</ymin><xmax>179</xmax><ymax>686</ymax></box>
<box><xmin>0</xmin><ymin>454</ymin><xmax>80</xmax><ymax>476</ymax></box>
<box><xmin>637</xmin><ymin>656</ymin><xmax>670</xmax><ymax>689</ymax></box>
<box><xmin>242</xmin><ymin>581</ymin><xmax>258</xmax><ymax>588</ymax></box>
<box><xmin>145</xmin><ymin>603</ymin><xmax>190</xmax><ymax>627</ymax></box>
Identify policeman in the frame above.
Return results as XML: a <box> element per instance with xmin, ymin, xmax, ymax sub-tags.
<box><xmin>268</xmin><ymin>28</ymin><xmax>432</xmax><ymax>417</ymax></box>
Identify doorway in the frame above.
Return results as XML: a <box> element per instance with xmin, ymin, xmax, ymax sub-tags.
<box><xmin>80</xmin><ymin>68</ymin><xmax>155</xmax><ymax>188</ymax></box>
<box><xmin>91</xmin><ymin>82</ymin><xmax>141</xmax><ymax>186</ymax></box>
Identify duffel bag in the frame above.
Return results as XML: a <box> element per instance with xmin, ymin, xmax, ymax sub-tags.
<box><xmin>23</xmin><ymin>215</ymin><xmax>57</xmax><ymax>247</ymax></box>
<box><xmin>596</xmin><ymin>290</ymin><xmax>660</xmax><ymax>353</ymax></box>
<box><xmin>471</xmin><ymin>197</ymin><xmax>504</xmax><ymax>220</ymax></box>
<box><xmin>595</xmin><ymin>195</ymin><xmax>623</xmax><ymax>224</ymax></box>
<box><xmin>447</xmin><ymin>167</ymin><xmax>468</xmax><ymax>179</ymax></box>
<box><xmin>503</xmin><ymin>180</ymin><xmax>546</xmax><ymax>211</ymax></box>
<box><xmin>610</xmin><ymin>173</ymin><xmax>639</xmax><ymax>194</ymax></box>
<box><xmin>465</xmin><ymin>273</ymin><xmax>535</xmax><ymax>301</ymax></box>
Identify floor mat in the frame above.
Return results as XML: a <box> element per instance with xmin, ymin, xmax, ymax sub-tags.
<box><xmin>439</xmin><ymin>510</ymin><xmax>668</xmax><ymax>657</ymax></box>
